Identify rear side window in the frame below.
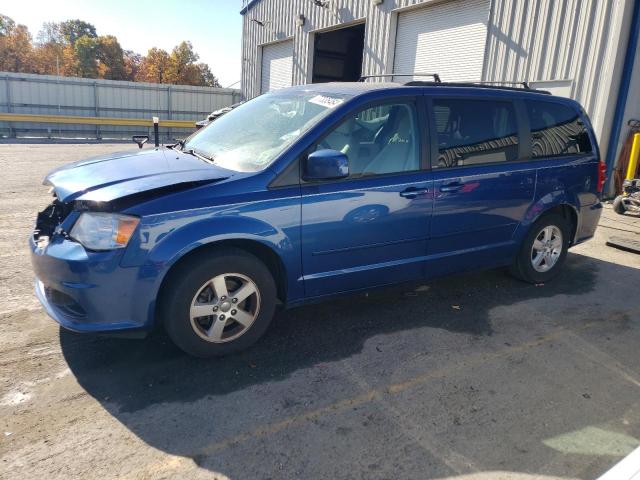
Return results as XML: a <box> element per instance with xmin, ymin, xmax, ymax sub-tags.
<box><xmin>432</xmin><ymin>99</ymin><xmax>519</xmax><ymax>168</ymax></box>
<box><xmin>525</xmin><ymin>100</ymin><xmax>592</xmax><ymax>157</ymax></box>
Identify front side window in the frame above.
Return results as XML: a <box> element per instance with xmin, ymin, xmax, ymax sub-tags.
<box><xmin>315</xmin><ymin>102</ymin><xmax>420</xmax><ymax>177</ymax></box>
<box><xmin>184</xmin><ymin>91</ymin><xmax>351</xmax><ymax>172</ymax></box>
<box><xmin>433</xmin><ymin>99</ymin><xmax>519</xmax><ymax>168</ymax></box>
<box><xmin>526</xmin><ymin>100</ymin><xmax>592</xmax><ymax>158</ymax></box>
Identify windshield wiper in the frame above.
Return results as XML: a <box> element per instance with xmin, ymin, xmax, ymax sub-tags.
<box><xmin>167</xmin><ymin>139</ymin><xmax>185</xmax><ymax>151</ymax></box>
<box><xmin>183</xmin><ymin>148</ymin><xmax>216</xmax><ymax>164</ymax></box>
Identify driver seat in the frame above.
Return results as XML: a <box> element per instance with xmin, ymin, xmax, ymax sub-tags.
<box><xmin>360</xmin><ymin>106</ymin><xmax>417</xmax><ymax>175</ymax></box>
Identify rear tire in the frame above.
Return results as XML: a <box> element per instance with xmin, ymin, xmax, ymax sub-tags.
<box><xmin>510</xmin><ymin>213</ymin><xmax>571</xmax><ymax>284</ymax></box>
<box><xmin>613</xmin><ymin>195</ymin><xmax>627</xmax><ymax>215</ymax></box>
<box><xmin>160</xmin><ymin>247</ymin><xmax>277</xmax><ymax>357</ymax></box>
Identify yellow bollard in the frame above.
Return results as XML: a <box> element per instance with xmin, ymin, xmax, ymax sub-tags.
<box><xmin>626</xmin><ymin>132</ymin><xmax>640</xmax><ymax>180</ymax></box>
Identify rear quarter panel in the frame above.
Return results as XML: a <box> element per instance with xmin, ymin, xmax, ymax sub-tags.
<box><xmin>514</xmin><ymin>154</ymin><xmax>600</xmax><ymax>245</ymax></box>
<box><xmin>513</xmin><ymin>97</ymin><xmax>601</xmax><ymax>246</ymax></box>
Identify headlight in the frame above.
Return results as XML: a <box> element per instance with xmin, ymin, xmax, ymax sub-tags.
<box><xmin>70</xmin><ymin>212</ymin><xmax>140</xmax><ymax>251</ymax></box>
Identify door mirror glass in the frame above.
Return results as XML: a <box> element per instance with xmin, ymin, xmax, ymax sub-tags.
<box><xmin>304</xmin><ymin>149</ymin><xmax>349</xmax><ymax>181</ymax></box>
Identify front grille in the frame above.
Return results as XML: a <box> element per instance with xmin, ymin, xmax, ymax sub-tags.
<box><xmin>33</xmin><ymin>197</ymin><xmax>72</xmax><ymax>242</ymax></box>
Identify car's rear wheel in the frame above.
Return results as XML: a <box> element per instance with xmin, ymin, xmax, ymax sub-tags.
<box><xmin>510</xmin><ymin>213</ymin><xmax>570</xmax><ymax>284</ymax></box>
<box><xmin>161</xmin><ymin>247</ymin><xmax>276</xmax><ymax>357</ymax></box>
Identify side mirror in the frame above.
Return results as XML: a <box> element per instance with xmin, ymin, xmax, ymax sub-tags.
<box><xmin>132</xmin><ymin>135</ymin><xmax>149</xmax><ymax>149</ymax></box>
<box><xmin>304</xmin><ymin>149</ymin><xmax>349</xmax><ymax>181</ymax></box>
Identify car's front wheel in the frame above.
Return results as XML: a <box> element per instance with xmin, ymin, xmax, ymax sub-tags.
<box><xmin>161</xmin><ymin>247</ymin><xmax>277</xmax><ymax>357</ymax></box>
<box><xmin>510</xmin><ymin>213</ymin><xmax>571</xmax><ymax>284</ymax></box>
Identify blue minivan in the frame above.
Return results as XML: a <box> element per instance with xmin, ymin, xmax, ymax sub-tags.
<box><xmin>31</xmin><ymin>80</ymin><xmax>605</xmax><ymax>356</ymax></box>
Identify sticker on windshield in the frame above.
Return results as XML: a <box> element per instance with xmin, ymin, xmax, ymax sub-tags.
<box><xmin>308</xmin><ymin>95</ymin><xmax>344</xmax><ymax>109</ymax></box>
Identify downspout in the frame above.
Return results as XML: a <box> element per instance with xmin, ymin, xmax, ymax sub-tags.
<box><xmin>605</xmin><ymin>0</ymin><xmax>640</xmax><ymax>192</ymax></box>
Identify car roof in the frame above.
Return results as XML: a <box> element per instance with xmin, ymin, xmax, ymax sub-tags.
<box><xmin>280</xmin><ymin>81</ymin><xmax>582</xmax><ymax>110</ymax></box>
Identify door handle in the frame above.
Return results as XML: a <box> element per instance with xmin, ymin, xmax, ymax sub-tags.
<box><xmin>440</xmin><ymin>181</ymin><xmax>464</xmax><ymax>193</ymax></box>
<box><xmin>400</xmin><ymin>187</ymin><xmax>429</xmax><ymax>198</ymax></box>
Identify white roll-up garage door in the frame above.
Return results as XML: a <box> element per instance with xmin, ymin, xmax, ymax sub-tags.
<box><xmin>393</xmin><ymin>0</ymin><xmax>490</xmax><ymax>82</ymax></box>
<box><xmin>260</xmin><ymin>40</ymin><xmax>293</xmax><ymax>94</ymax></box>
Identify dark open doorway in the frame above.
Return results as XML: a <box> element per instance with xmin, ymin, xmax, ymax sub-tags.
<box><xmin>311</xmin><ymin>23</ymin><xmax>365</xmax><ymax>83</ymax></box>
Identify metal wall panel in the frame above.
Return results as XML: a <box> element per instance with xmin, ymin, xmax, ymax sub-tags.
<box><xmin>0</xmin><ymin>71</ymin><xmax>242</xmax><ymax>139</ymax></box>
<box><xmin>260</xmin><ymin>39</ymin><xmax>294</xmax><ymax>93</ymax></box>
<box><xmin>393</xmin><ymin>0</ymin><xmax>490</xmax><ymax>81</ymax></box>
<box><xmin>241</xmin><ymin>0</ymin><xmax>428</xmax><ymax>99</ymax></box>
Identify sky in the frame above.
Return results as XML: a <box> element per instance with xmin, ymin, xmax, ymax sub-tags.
<box><xmin>1</xmin><ymin>0</ymin><xmax>244</xmax><ymax>87</ymax></box>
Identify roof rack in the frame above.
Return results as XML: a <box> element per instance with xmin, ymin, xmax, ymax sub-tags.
<box><xmin>469</xmin><ymin>81</ymin><xmax>532</xmax><ymax>89</ymax></box>
<box><xmin>403</xmin><ymin>80</ymin><xmax>551</xmax><ymax>94</ymax></box>
<box><xmin>359</xmin><ymin>73</ymin><xmax>442</xmax><ymax>83</ymax></box>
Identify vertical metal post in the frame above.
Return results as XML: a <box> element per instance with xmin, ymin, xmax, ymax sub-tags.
<box><xmin>5</xmin><ymin>75</ymin><xmax>14</xmax><ymax>138</ymax></box>
<box><xmin>167</xmin><ymin>85</ymin><xmax>172</xmax><ymax>143</ymax></box>
<box><xmin>153</xmin><ymin>116</ymin><xmax>160</xmax><ymax>147</ymax></box>
<box><xmin>56</xmin><ymin>71</ymin><xmax>62</xmax><ymax>138</ymax></box>
<box><xmin>93</xmin><ymin>82</ymin><xmax>100</xmax><ymax>140</ymax></box>
<box><xmin>627</xmin><ymin>133</ymin><xmax>640</xmax><ymax>180</ymax></box>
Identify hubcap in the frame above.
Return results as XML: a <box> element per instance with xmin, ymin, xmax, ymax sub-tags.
<box><xmin>531</xmin><ymin>225</ymin><xmax>563</xmax><ymax>273</ymax></box>
<box><xmin>189</xmin><ymin>273</ymin><xmax>261</xmax><ymax>343</ymax></box>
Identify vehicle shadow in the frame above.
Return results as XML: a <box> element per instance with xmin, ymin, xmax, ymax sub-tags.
<box><xmin>59</xmin><ymin>251</ymin><xmax>613</xmax><ymax>474</ymax></box>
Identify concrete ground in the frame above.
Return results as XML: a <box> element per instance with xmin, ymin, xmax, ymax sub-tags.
<box><xmin>1</xmin><ymin>143</ymin><xmax>640</xmax><ymax>480</ymax></box>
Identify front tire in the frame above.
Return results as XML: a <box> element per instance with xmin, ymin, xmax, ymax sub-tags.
<box><xmin>510</xmin><ymin>213</ymin><xmax>571</xmax><ymax>284</ymax></box>
<box><xmin>160</xmin><ymin>247</ymin><xmax>277</xmax><ymax>357</ymax></box>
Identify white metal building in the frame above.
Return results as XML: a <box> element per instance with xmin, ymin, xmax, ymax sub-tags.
<box><xmin>240</xmin><ymin>0</ymin><xmax>640</xmax><ymax>191</ymax></box>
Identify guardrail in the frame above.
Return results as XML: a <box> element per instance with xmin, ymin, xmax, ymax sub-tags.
<box><xmin>0</xmin><ymin>112</ymin><xmax>195</xmax><ymax>129</ymax></box>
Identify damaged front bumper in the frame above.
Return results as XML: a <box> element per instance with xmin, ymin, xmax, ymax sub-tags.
<box><xmin>30</xmin><ymin>224</ymin><xmax>153</xmax><ymax>336</ymax></box>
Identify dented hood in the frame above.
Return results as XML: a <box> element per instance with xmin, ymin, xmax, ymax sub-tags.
<box><xmin>44</xmin><ymin>148</ymin><xmax>232</xmax><ymax>203</ymax></box>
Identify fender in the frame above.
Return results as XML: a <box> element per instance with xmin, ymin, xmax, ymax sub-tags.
<box><xmin>122</xmin><ymin>212</ymin><xmax>302</xmax><ymax>325</ymax></box>
<box><xmin>150</xmin><ymin>217</ymin><xmax>288</xmax><ymax>264</ymax></box>
<box><xmin>513</xmin><ymin>188</ymin><xmax>580</xmax><ymax>246</ymax></box>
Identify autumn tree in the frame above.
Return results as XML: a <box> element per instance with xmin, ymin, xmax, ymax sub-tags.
<box><xmin>136</xmin><ymin>47</ymin><xmax>170</xmax><ymax>83</ymax></box>
<box><xmin>164</xmin><ymin>41</ymin><xmax>220</xmax><ymax>87</ymax></box>
<box><xmin>31</xmin><ymin>20</ymin><xmax>99</xmax><ymax>77</ymax></box>
<box><xmin>32</xmin><ymin>22</ymin><xmax>65</xmax><ymax>75</ymax></box>
<box><xmin>37</xmin><ymin>22</ymin><xmax>63</xmax><ymax>44</ymax></box>
<box><xmin>65</xmin><ymin>35</ymin><xmax>98</xmax><ymax>77</ymax></box>
<box><xmin>197</xmin><ymin>63</ymin><xmax>221</xmax><ymax>88</ymax></box>
<box><xmin>96</xmin><ymin>35</ymin><xmax>126</xmax><ymax>80</ymax></box>
<box><xmin>60</xmin><ymin>19</ymin><xmax>96</xmax><ymax>45</ymax></box>
<box><xmin>0</xmin><ymin>16</ymin><xmax>35</xmax><ymax>73</ymax></box>
<box><xmin>123</xmin><ymin>50</ymin><xmax>142</xmax><ymax>81</ymax></box>
<box><xmin>0</xmin><ymin>14</ymin><xmax>222</xmax><ymax>87</ymax></box>
<box><xmin>0</xmin><ymin>13</ymin><xmax>15</xmax><ymax>36</ymax></box>
<box><xmin>164</xmin><ymin>41</ymin><xmax>198</xmax><ymax>84</ymax></box>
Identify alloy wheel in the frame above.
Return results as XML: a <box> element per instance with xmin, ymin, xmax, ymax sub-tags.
<box><xmin>189</xmin><ymin>273</ymin><xmax>261</xmax><ymax>343</ymax></box>
<box><xmin>530</xmin><ymin>225</ymin><xmax>563</xmax><ymax>273</ymax></box>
